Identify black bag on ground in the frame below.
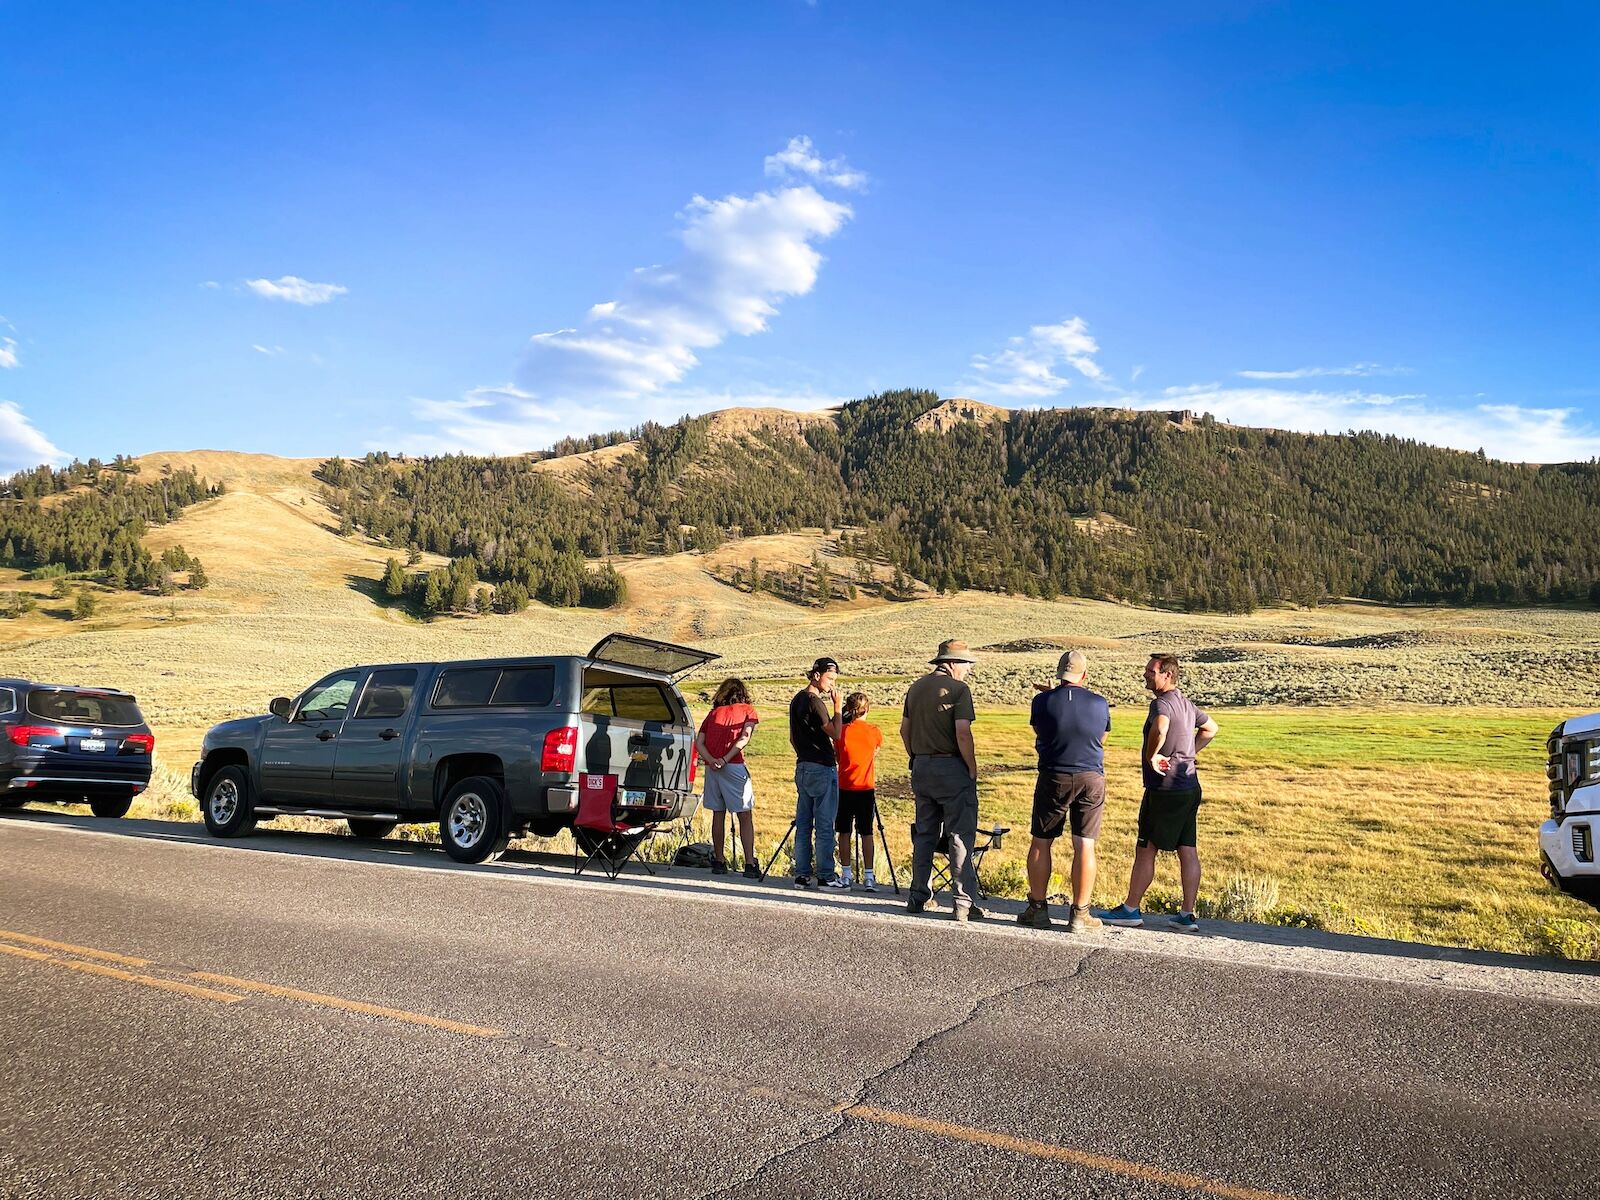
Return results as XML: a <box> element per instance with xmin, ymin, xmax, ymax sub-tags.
<box><xmin>673</xmin><ymin>841</ymin><xmax>715</xmax><ymax>869</ymax></box>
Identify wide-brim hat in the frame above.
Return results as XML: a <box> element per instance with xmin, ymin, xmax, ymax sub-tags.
<box><xmin>930</xmin><ymin>639</ymin><xmax>976</xmax><ymax>665</ymax></box>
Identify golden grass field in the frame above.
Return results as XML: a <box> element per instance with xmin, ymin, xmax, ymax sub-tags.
<box><xmin>6</xmin><ymin>450</ymin><xmax>1600</xmax><ymax>959</ymax></box>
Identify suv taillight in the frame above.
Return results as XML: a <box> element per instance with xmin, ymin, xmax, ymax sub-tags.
<box><xmin>541</xmin><ymin>725</ymin><xmax>578</xmax><ymax>773</ymax></box>
<box><xmin>7</xmin><ymin>725</ymin><xmax>63</xmax><ymax>747</ymax></box>
<box><xmin>689</xmin><ymin>743</ymin><xmax>698</xmax><ymax>787</ymax></box>
<box><xmin>124</xmin><ymin>732</ymin><xmax>155</xmax><ymax>754</ymax></box>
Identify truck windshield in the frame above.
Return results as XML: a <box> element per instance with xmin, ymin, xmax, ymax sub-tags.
<box><xmin>27</xmin><ymin>689</ymin><xmax>144</xmax><ymax>727</ymax></box>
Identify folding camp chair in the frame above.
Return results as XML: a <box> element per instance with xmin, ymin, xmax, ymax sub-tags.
<box><xmin>572</xmin><ymin>773</ymin><xmax>669</xmax><ymax>879</ymax></box>
<box><xmin>922</xmin><ymin>822</ymin><xmax>1010</xmax><ymax>900</ymax></box>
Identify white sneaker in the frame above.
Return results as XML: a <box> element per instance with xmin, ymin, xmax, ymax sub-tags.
<box><xmin>823</xmin><ymin>875</ymin><xmax>849</xmax><ymax>889</ymax></box>
<box><xmin>840</xmin><ymin>867</ymin><xmax>854</xmax><ymax>886</ymax></box>
<box><xmin>862</xmin><ymin>870</ymin><xmax>877</xmax><ymax>892</ymax></box>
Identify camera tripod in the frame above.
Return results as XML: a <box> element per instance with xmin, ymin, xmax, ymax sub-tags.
<box><xmin>760</xmin><ymin>795</ymin><xmax>900</xmax><ymax>894</ymax></box>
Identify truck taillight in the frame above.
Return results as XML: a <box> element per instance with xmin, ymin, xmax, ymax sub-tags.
<box><xmin>7</xmin><ymin>725</ymin><xmax>62</xmax><ymax>747</ymax></box>
<box><xmin>689</xmin><ymin>743</ymin><xmax>698</xmax><ymax>787</ymax></box>
<box><xmin>124</xmin><ymin>733</ymin><xmax>155</xmax><ymax>754</ymax></box>
<box><xmin>541</xmin><ymin>725</ymin><xmax>578</xmax><ymax>773</ymax></box>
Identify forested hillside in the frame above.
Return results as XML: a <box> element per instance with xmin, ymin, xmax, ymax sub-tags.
<box><xmin>0</xmin><ymin>459</ymin><xmax>218</xmax><ymax>593</ymax></box>
<box><xmin>309</xmin><ymin>390</ymin><xmax>1600</xmax><ymax>613</ymax></box>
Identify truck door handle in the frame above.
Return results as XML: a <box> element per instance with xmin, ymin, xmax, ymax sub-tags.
<box><xmin>317</xmin><ymin>729</ymin><xmax>335</xmax><ymax>742</ymax></box>
<box><xmin>379</xmin><ymin>728</ymin><xmax>399</xmax><ymax>741</ymax></box>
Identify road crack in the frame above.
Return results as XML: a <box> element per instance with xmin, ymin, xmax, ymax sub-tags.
<box><xmin>689</xmin><ymin>946</ymin><xmax>1106</xmax><ymax>1200</ymax></box>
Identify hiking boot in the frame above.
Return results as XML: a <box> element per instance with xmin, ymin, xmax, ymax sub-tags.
<box><xmin>862</xmin><ymin>870</ymin><xmax>877</xmax><ymax>892</ymax></box>
<box><xmin>1169</xmin><ymin>911</ymin><xmax>1201</xmax><ymax>933</ymax></box>
<box><xmin>906</xmin><ymin>896</ymin><xmax>938</xmax><ymax>914</ymax></box>
<box><xmin>1099</xmin><ymin>903</ymin><xmax>1144</xmax><ymax>927</ymax></box>
<box><xmin>1066</xmin><ymin>904</ymin><xmax>1102</xmax><ymax>933</ymax></box>
<box><xmin>952</xmin><ymin>904</ymin><xmax>986</xmax><ymax>924</ymax></box>
<box><xmin>1017</xmin><ymin>899</ymin><xmax>1052</xmax><ymax>929</ymax></box>
<box><xmin>742</xmin><ymin>863</ymin><xmax>763</xmax><ymax>880</ymax></box>
<box><xmin>710</xmin><ymin>859</ymin><xmax>728</xmax><ymax>876</ymax></box>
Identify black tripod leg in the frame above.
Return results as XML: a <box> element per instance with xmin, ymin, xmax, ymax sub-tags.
<box><xmin>872</xmin><ymin>799</ymin><xmax>901</xmax><ymax>895</ymax></box>
<box><xmin>761</xmin><ymin>818</ymin><xmax>798</xmax><ymax>881</ymax></box>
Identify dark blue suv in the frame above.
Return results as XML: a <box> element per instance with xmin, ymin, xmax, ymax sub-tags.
<box><xmin>0</xmin><ymin>678</ymin><xmax>155</xmax><ymax>818</ymax></box>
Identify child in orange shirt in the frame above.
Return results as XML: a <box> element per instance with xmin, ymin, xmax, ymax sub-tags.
<box><xmin>833</xmin><ymin>692</ymin><xmax>884</xmax><ymax>890</ymax></box>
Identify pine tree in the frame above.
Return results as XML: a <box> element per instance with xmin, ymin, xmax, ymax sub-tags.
<box><xmin>189</xmin><ymin>559</ymin><xmax>210</xmax><ymax>589</ymax></box>
<box><xmin>73</xmin><ymin>589</ymin><xmax>98</xmax><ymax>620</ymax></box>
<box><xmin>382</xmin><ymin>557</ymin><xmax>405</xmax><ymax>598</ymax></box>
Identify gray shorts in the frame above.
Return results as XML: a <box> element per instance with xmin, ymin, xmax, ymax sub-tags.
<box><xmin>702</xmin><ymin>761</ymin><xmax>753</xmax><ymax>813</ymax></box>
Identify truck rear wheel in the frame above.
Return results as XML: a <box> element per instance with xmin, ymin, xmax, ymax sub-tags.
<box><xmin>203</xmin><ymin>766</ymin><xmax>257</xmax><ymax>838</ymax></box>
<box><xmin>0</xmin><ymin>796</ymin><xmax>26</xmax><ymax>810</ymax></box>
<box><xmin>90</xmin><ymin>796</ymin><xmax>133</xmax><ymax>819</ymax></box>
<box><xmin>440</xmin><ymin>776</ymin><xmax>510</xmax><ymax>864</ymax></box>
<box><xmin>347</xmin><ymin>818</ymin><xmax>397</xmax><ymax>839</ymax></box>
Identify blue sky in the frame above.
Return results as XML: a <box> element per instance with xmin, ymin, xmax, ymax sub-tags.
<box><xmin>2</xmin><ymin>1</ymin><xmax>1596</xmax><ymax>469</ymax></box>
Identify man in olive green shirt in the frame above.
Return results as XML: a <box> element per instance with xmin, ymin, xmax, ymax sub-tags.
<box><xmin>901</xmin><ymin>639</ymin><xmax>983</xmax><ymax>921</ymax></box>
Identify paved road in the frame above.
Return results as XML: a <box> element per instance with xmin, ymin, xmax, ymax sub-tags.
<box><xmin>1</xmin><ymin>811</ymin><xmax>1596</xmax><ymax>1200</ymax></box>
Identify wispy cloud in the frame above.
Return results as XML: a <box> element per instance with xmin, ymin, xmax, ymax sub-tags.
<box><xmin>964</xmin><ymin>317</ymin><xmax>1112</xmax><ymax>398</ymax></box>
<box><xmin>1147</xmin><ymin>384</ymin><xmax>1600</xmax><ymax>463</ymax></box>
<box><xmin>407</xmin><ymin>137</ymin><xmax>858</xmax><ymax>452</ymax></box>
<box><xmin>1237</xmin><ymin>362</ymin><xmax>1410</xmax><ymax>380</ymax></box>
<box><xmin>251</xmin><ymin>344</ymin><xmax>285</xmax><ymax>356</ymax></box>
<box><xmin>763</xmin><ymin>135</ymin><xmax>868</xmax><ymax>190</ymax></box>
<box><xmin>244</xmin><ymin>275</ymin><xmax>348</xmax><ymax>305</ymax></box>
<box><xmin>0</xmin><ymin>338</ymin><xmax>17</xmax><ymax>370</ymax></box>
<box><xmin>0</xmin><ymin>401</ymin><xmax>66</xmax><ymax>474</ymax></box>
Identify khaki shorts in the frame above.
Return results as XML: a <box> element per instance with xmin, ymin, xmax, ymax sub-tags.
<box><xmin>1031</xmin><ymin>771</ymin><xmax>1106</xmax><ymax>840</ymax></box>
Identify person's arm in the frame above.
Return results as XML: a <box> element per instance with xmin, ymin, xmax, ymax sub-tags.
<box><xmin>694</xmin><ymin>728</ymin><xmax>722</xmax><ymax>771</ymax></box>
<box><xmin>728</xmin><ymin>719</ymin><xmax>757</xmax><ymax>759</ymax></box>
<box><xmin>899</xmin><ymin>715</ymin><xmax>912</xmax><ymax>758</ymax></box>
<box><xmin>955</xmin><ymin>718</ymin><xmax>977</xmax><ymax>780</ymax></box>
<box><xmin>810</xmin><ymin>688</ymin><xmax>843</xmax><ymax>741</ymax></box>
<box><xmin>1195</xmin><ymin>715</ymin><xmax>1218</xmax><ymax>753</ymax></box>
<box><xmin>1144</xmin><ymin>713</ymin><xmax>1171</xmax><ymax>777</ymax></box>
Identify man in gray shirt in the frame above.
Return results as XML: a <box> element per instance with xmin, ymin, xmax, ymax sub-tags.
<box><xmin>1101</xmin><ymin>653</ymin><xmax>1218</xmax><ymax>932</ymax></box>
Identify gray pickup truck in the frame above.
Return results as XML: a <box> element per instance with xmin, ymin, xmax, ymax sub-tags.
<box><xmin>190</xmin><ymin>635</ymin><xmax>716</xmax><ymax>863</ymax></box>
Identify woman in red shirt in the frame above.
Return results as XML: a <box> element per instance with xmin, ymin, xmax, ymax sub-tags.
<box><xmin>833</xmin><ymin>691</ymin><xmax>884</xmax><ymax>890</ymax></box>
<box><xmin>695</xmin><ymin>678</ymin><xmax>761</xmax><ymax>878</ymax></box>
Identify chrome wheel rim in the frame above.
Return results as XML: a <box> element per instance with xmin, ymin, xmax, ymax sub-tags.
<box><xmin>210</xmin><ymin>778</ymin><xmax>239</xmax><ymax>824</ymax></box>
<box><xmin>448</xmin><ymin>793</ymin><xmax>486</xmax><ymax>848</ymax></box>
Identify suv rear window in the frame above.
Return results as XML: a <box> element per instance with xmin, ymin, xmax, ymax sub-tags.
<box><xmin>27</xmin><ymin>689</ymin><xmax>144</xmax><ymax>727</ymax></box>
<box><xmin>580</xmin><ymin>684</ymin><xmax>676</xmax><ymax>722</ymax></box>
<box><xmin>433</xmin><ymin>665</ymin><xmax>555</xmax><ymax>709</ymax></box>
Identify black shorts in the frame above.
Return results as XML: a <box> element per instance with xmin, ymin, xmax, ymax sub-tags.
<box><xmin>1031</xmin><ymin>771</ymin><xmax>1106</xmax><ymax>840</ymax></box>
<box><xmin>1136</xmin><ymin>785</ymin><xmax>1202</xmax><ymax>851</ymax></box>
<box><xmin>836</xmin><ymin>788</ymin><xmax>876</xmax><ymax>836</ymax></box>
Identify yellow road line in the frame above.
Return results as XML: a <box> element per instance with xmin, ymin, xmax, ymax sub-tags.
<box><xmin>0</xmin><ymin>941</ymin><xmax>245</xmax><ymax>1004</ymax></box>
<box><xmin>0</xmin><ymin>927</ymin><xmax>154</xmax><ymax>968</ymax></box>
<box><xmin>188</xmin><ymin>971</ymin><xmax>505</xmax><ymax>1039</ymax></box>
<box><xmin>848</xmin><ymin>1104</ymin><xmax>1297</xmax><ymax>1200</ymax></box>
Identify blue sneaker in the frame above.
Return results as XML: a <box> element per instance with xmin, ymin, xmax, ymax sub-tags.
<box><xmin>1099</xmin><ymin>903</ymin><xmax>1143</xmax><ymax>927</ymax></box>
<box><xmin>1169</xmin><ymin>912</ymin><xmax>1201</xmax><ymax>933</ymax></box>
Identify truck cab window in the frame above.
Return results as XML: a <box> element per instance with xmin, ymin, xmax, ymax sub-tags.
<box><xmin>353</xmin><ymin>669</ymin><xmax>418</xmax><ymax>720</ymax></box>
<box><xmin>298</xmin><ymin>673</ymin><xmax>359</xmax><ymax>722</ymax></box>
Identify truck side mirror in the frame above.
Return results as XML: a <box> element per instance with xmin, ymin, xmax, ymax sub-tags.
<box><xmin>269</xmin><ymin>697</ymin><xmax>294</xmax><ymax>720</ymax></box>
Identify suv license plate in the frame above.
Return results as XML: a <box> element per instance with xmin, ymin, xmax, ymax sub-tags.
<box><xmin>620</xmin><ymin>788</ymin><xmax>647</xmax><ymax>805</ymax></box>
<box><xmin>80</xmin><ymin>739</ymin><xmax>107</xmax><ymax>753</ymax></box>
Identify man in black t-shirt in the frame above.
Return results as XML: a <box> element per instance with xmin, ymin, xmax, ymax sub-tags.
<box><xmin>789</xmin><ymin>656</ymin><xmax>843</xmax><ymax>887</ymax></box>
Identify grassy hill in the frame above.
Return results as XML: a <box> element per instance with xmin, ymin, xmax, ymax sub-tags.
<box><xmin>4</xmin><ymin>427</ymin><xmax>1600</xmax><ymax>960</ymax></box>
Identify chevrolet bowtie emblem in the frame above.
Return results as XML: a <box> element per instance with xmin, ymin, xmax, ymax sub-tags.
<box><xmin>630</xmin><ymin>750</ymin><xmax>648</xmax><ymax>762</ymax></box>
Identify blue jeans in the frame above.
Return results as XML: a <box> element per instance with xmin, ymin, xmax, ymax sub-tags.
<box><xmin>793</xmin><ymin>761</ymin><xmax>839</xmax><ymax>880</ymax></box>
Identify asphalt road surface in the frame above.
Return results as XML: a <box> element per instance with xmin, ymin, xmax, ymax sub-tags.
<box><xmin>2</xmin><ymin>810</ymin><xmax>1596</xmax><ymax>1200</ymax></box>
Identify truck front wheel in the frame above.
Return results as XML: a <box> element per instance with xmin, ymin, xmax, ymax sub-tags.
<box><xmin>440</xmin><ymin>776</ymin><xmax>509</xmax><ymax>864</ymax></box>
<box><xmin>203</xmin><ymin>766</ymin><xmax>257</xmax><ymax>838</ymax></box>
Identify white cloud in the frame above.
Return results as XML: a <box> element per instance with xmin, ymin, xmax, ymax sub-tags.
<box><xmin>244</xmin><ymin>276</ymin><xmax>348</xmax><ymax>305</ymax></box>
<box><xmin>0</xmin><ymin>401</ymin><xmax>67</xmax><ymax>474</ymax></box>
<box><xmin>393</xmin><ymin>384</ymin><xmax>621</xmax><ymax>456</ymax></box>
<box><xmin>965</xmin><ymin>316</ymin><xmax>1113</xmax><ymax>398</ymax></box>
<box><xmin>0</xmin><ymin>338</ymin><xmax>17</xmax><ymax>369</ymax></box>
<box><xmin>251</xmin><ymin>344</ymin><xmax>285</xmax><ymax>356</ymax></box>
<box><xmin>1143</xmin><ymin>384</ymin><xmax>1600</xmax><ymax>463</ymax></box>
<box><xmin>763</xmin><ymin>135</ymin><xmax>868</xmax><ymax>190</ymax></box>
<box><xmin>1237</xmin><ymin>362</ymin><xmax>1409</xmax><ymax>380</ymax></box>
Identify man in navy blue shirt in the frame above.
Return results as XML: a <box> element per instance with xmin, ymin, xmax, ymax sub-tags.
<box><xmin>1020</xmin><ymin>650</ymin><xmax>1110</xmax><ymax>932</ymax></box>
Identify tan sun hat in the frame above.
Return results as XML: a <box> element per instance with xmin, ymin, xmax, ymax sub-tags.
<box><xmin>930</xmin><ymin>639</ymin><xmax>976</xmax><ymax>665</ymax></box>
